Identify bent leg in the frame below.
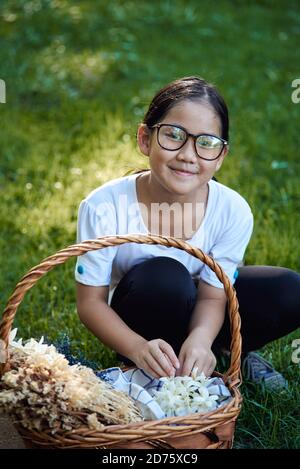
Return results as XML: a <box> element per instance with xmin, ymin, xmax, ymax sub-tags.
<box><xmin>110</xmin><ymin>256</ymin><xmax>198</xmax><ymax>361</ymax></box>
<box><xmin>213</xmin><ymin>265</ymin><xmax>300</xmax><ymax>354</ymax></box>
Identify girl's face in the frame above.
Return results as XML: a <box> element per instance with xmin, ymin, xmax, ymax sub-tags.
<box><xmin>137</xmin><ymin>99</ymin><xmax>228</xmax><ymax>201</ymax></box>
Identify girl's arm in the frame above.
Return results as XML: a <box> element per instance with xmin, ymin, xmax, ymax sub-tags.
<box><xmin>177</xmin><ymin>279</ymin><xmax>227</xmax><ymax>377</ymax></box>
<box><xmin>76</xmin><ymin>282</ymin><xmax>179</xmax><ymax>378</ymax></box>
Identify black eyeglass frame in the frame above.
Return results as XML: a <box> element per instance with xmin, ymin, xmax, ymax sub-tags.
<box><xmin>150</xmin><ymin>123</ymin><xmax>228</xmax><ymax>161</ymax></box>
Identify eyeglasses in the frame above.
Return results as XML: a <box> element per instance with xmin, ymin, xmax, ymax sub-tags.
<box><xmin>150</xmin><ymin>123</ymin><xmax>228</xmax><ymax>161</ymax></box>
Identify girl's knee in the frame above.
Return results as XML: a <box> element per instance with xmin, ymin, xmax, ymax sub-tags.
<box><xmin>129</xmin><ymin>256</ymin><xmax>197</xmax><ymax>303</ymax></box>
<box><xmin>136</xmin><ymin>256</ymin><xmax>192</xmax><ymax>284</ymax></box>
<box><xmin>276</xmin><ymin>268</ymin><xmax>300</xmax><ymax>314</ymax></box>
<box><xmin>138</xmin><ymin>256</ymin><xmax>189</xmax><ymax>273</ymax></box>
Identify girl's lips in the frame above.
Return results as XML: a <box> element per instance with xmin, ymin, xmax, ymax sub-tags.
<box><xmin>171</xmin><ymin>168</ymin><xmax>197</xmax><ymax>177</ymax></box>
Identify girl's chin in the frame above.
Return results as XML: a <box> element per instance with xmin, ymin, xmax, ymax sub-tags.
<box><xmin>163</xmin><ymin>183</ymin><xmax>199</xmax><ymax>197</ymax></box>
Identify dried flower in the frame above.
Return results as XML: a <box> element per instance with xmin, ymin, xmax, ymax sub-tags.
<box><xmin>0</xmin><ymin>330</ymin><xmax>142</xmax><ymax>434</ymax></box>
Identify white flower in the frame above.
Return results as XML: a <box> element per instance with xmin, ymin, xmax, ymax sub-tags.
<box><xmin>9</xmin><ymin>328</ymin><xmax>23</xmax><ymax>348</ymax></box>
<box><xmin>154</xmin><ymin>370</ymin><xmax>219</xmax><ymax>417</ymax></box>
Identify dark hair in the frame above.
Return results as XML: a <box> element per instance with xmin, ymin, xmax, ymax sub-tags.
<box><xmin>142</xmin><ymin>76</ymin><xmax>229</xmax><ymax>142</ymax></box>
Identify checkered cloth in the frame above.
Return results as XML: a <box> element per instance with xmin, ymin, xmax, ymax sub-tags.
<box><xmin>96</xmin><ymin>367</ymin><xmax>232</xmax><ymax>420</ymax></box>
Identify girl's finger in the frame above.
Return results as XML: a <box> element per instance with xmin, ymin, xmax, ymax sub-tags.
<box><xmin>149</xmin><ymin>348</ymin><xmax>175</xmax><ymax>377</ymax></box>
<box><xmin>144</xmin><ymin>353</ymin><xmax>170</xmax><ymax>378</ymax></box>
<box><xmin>147</xmin><ymin>342</ymin><xmax>175</xmax><ymax>376</ymax></box>
<box><xmin>180</xmin><ymin>356</ymin><xmax>196</xmax><ymax>377</ymax></box>
<box><xmin>141</xmin><ymin>358</ymin><xmax>161</xmax><ymax>379</ymax></box>
<box><xmin>159</xmin><ymin>340</ymin><xmax>180</xmax><ymax>369</ymax></box>
<box><xmin>191</xmin><ymin>357</ymin><xmax>207</xmax><ymax>377</ymax></box>
<box><xmin>144</xmin><ymin>366</ymin><xmax>161</xmax><ymax>379</ymax></box>
<box><xmin>163</xmin><ymin>353</ymin><xmax>176</xmax><ymax>376</ymax></box>
<box><xmin>176</xmin><ymin>349</ymin><xmax>185</xmax><ymax>376</ymax></box>
<box><xmin>205</xmin><ymin>357</ymin><xmax>216</xmax><ymax>377</ymax></box>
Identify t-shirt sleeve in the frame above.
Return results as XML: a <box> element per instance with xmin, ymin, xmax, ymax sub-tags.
<box><xmin>74</xmin><ymin>199</ymin><xmax>117</xmax><ymax>286</ymax></box>
<box><xmin>200</xmin><ymin>211</ymin><xmax>254</xmax><ymax>289</ymax></box>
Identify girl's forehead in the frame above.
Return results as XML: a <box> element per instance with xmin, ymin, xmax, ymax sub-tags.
<box><xmin>162</xmin><ymin>99</ymin><xmax>221</xmax><ymax>133</ymax></box>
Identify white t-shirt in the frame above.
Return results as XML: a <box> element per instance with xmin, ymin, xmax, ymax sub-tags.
<box><xmin>75</xmin><ymin>172</ymin><xmax>254</xmax><ymax>303</ymax></box>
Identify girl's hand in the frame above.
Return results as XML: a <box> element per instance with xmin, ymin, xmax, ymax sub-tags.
<box><xmin>130</xmin><ymin>338</ymin><xmax>180</xmax><ymax>379</ymax></box>
<box><xmin>177</xmin><ymin>331</ymin><xmax>217</xmax><ymax>377</ymax></box>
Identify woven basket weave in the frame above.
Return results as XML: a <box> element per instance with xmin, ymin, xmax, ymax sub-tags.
<box><xmin>0</xmin><ymin>234</ymin><xmax>242</xmax><ymax>449</ymax></box>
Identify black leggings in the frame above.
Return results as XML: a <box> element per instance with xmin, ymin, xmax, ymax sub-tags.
<box><xmin>110</xmin><ymin>257</ymin><xmax>300</xmax><ymax>363</ymax></box>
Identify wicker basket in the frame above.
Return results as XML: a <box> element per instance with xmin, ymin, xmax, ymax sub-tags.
<box><xmin>0</xmin><ymin>234</ymin><xmax>242</xmax><ymax>449</ymax></box>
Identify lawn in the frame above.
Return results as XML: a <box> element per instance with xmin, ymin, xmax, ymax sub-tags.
<box><xmin>1</xmin><ymin>0</ymin><xmax>300</xmax><ymax>448</ymax></box>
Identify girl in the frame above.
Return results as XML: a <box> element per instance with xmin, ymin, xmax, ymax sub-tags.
<box><xmin>75</xmin><ymin>76</ymin><xmax>300</xmax><ymax>389</ymax></box>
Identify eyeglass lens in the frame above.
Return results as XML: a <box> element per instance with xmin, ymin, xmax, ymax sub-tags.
<box><xmin>157</xmin><ymin>125</ymin><xmax>224</xmax><ymax>160</ymax></box>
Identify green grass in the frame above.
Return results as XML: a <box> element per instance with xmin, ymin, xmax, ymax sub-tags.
<box><xmin>1</xmin><ymin>0</ymin><xmax>300</xmax><ymax>448</ymax></box>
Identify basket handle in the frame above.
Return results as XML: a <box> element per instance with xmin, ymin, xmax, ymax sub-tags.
<box><xmin>0</xmin><ymin>234</ymin><xmax>242</xmax><ymax>387</ymax></box>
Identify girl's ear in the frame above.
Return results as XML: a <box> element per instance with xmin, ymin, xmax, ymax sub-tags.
<box><xmin>215</xmin><ymin>145</ymin><xmax>229</xmax><ymax>171</ymax></box>
<box><xmin>137</xmin><ymin>124</ymin><xmax>151</xmax><ymax>156</ymax></box>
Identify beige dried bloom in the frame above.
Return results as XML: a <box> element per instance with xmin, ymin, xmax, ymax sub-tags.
<box><xmin>0</xmin><ymin>330</ymin><xmax>142</xmax><ymax>434</ymax></box>
<box><xmin>0</xmin><ymin>339</ymin><xmax>7</xmax><ymax>363</ymax></box>
<box><xmin>87</xmin><ymin>413</ymin><xmax>105</xmax><ymax>431</ymax></box>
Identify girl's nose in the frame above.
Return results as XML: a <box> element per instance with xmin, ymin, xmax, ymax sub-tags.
<box><xmin>176</xmin><ymin>137</ymin><xmax>198</xmax><ymax>163</ymax></box>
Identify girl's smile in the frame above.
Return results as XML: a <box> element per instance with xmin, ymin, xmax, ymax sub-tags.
<box><xmin>170</xmin><ymin>168</ymin><xmax>198</xmax><ymax>177</ymax></box>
